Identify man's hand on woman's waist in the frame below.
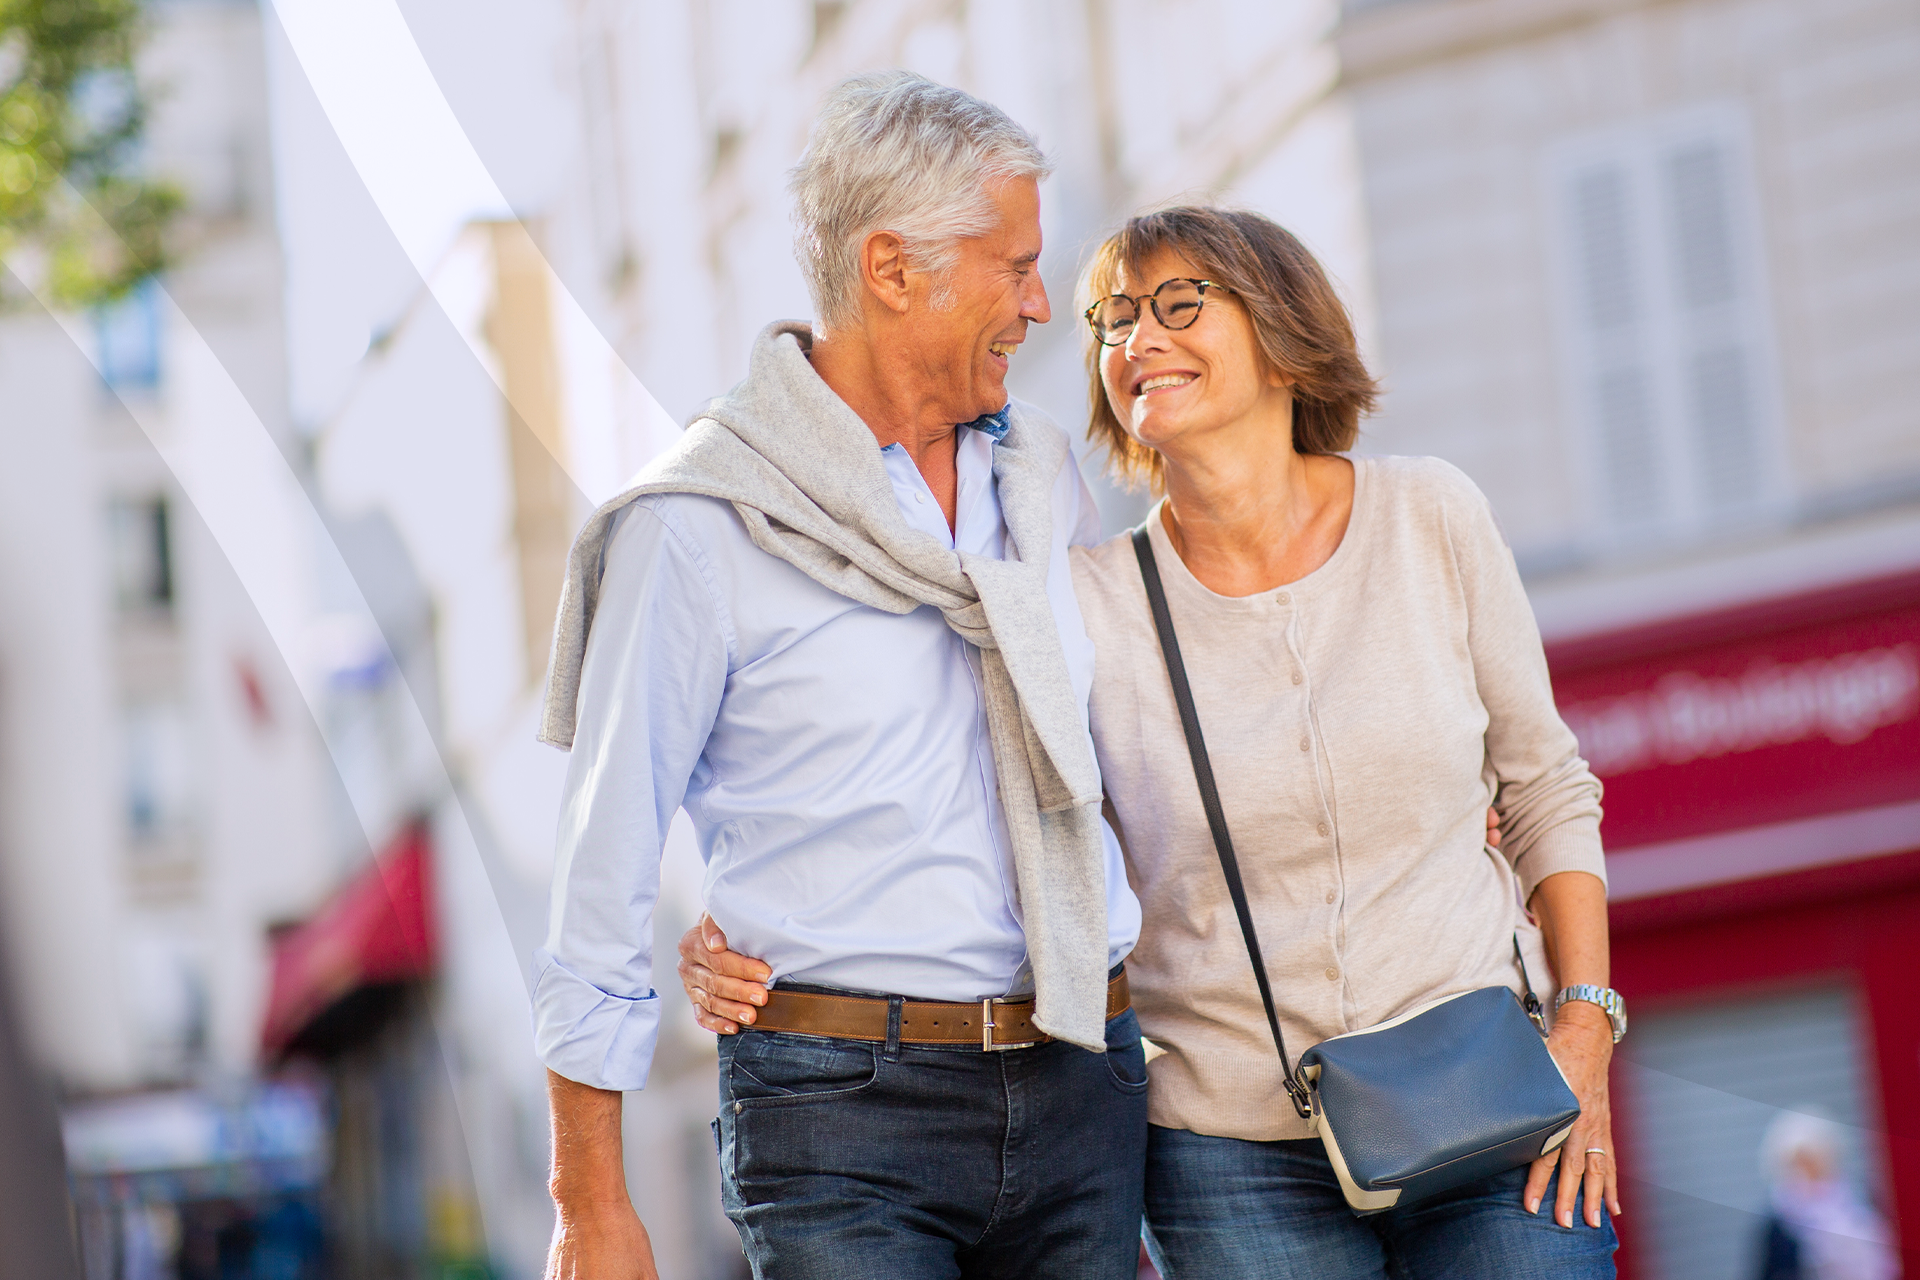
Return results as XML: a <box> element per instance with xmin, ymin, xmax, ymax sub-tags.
<box><xmin>679</xmin><ymin>914</ymin><xmax>772</xmax><ymax>1035</ymax></box>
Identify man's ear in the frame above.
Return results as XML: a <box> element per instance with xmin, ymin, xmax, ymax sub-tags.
<box><xmin>861</xmin><ymin>230</ymin><xmax>912</xmax><ymax>316</ymax></box>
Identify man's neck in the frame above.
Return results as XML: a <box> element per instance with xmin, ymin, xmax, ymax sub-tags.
<box><xmin>810</xmin><ymin>326</ymin><xmax>964</xmax><ymax>531</ymax></box>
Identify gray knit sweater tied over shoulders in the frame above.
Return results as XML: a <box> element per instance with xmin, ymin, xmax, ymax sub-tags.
<box><xmin>540</xmin><ymin>320</ymin><xmax>1113</xmax><ymax>1053</ymax></box>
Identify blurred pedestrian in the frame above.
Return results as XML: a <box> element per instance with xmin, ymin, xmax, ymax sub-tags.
<box><xmin>1755</xmin><ymin>1111</ymin><xmax>1896</xmax><ymax>1280</ymax></box>
<box><xmin>535</xmin><ymin>72</ymin><xmax>1148</xmax><ymax>1280</ymax></box>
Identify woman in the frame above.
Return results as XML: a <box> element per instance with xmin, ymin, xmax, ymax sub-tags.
<box><xmin>1066</xmin><ymin>206</ymin><xmax>1619</xmax><ymax>1277</ymax></box>
<box><xmin>1754</xmin><ymin>1111</ymin><xmax>1895</xmax><ymax>1280</ymax></box>
<box><xmin>680</xmin><ymin>205</ymin><xmax>1622</xmax><ymax>1278</ymax></box>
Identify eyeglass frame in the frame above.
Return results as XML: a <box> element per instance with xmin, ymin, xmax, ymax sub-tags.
<box><xmin>1083</xmin><ymin>277</ymin><xmax>1229</xmax><ymax>346</ymax></box>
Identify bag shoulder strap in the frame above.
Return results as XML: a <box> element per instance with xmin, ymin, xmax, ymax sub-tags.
<box><xmin>1131</xmin><ymin>526</ymin><xmax>1311</xmax><ymax>1117</ymax></box>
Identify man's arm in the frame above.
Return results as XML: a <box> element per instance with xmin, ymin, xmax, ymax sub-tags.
<box><xmin>683</xmin><ymin>812</ymin><xmax>1500</xmax><ymax>1032</ymax></box>
<box><xmin>536</xmin><ymin>501</ymin><xmax>731</xmax><ymax>1270</ymax></box>
<box><xmin>545</xmin><ymin>1071</ymin><xmax>658</xmax><ymax>1280</ymax></box>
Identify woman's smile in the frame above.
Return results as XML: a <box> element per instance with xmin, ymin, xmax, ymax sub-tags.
<box><xmin>1133</xmin><ymin>371</ymin><xmax>1198</xmax><ymax>396</ymax></box>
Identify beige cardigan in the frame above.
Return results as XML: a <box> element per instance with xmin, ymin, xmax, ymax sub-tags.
<box><xmin>1071</xmin><ymin>455</ymin><xmax>1606</xmax><ymax>1142</ymax></box>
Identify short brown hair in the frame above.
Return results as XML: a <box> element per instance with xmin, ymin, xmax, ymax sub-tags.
<box><xmin>1081</xmin><ymin>206</ymin><xmax>1378</xmax><ymax>490</ymax></box>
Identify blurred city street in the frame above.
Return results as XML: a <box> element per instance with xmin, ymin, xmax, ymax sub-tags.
<box><xmin>0</xmin><ymin>0</ymin><xmax>1915</xmax><ymax>1277</ymax></box>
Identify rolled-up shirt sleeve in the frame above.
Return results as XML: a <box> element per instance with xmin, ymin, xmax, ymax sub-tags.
<box><xmin>1449</xmin><ymin>481</ymin><xmax>1608</xmax><ymax>900</ymax></box>
<box><xmin>533</xmin><ymin>500</ymin><xmax>730</xmax><ymax>1091</ymax></box>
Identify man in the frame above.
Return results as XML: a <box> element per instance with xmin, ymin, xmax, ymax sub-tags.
<box><xmin>534</xmin><ymin>72</ymin><xmax>1147</xmax><ymax>1280</ymax></box>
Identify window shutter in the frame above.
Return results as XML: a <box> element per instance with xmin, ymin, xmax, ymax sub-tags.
<box><xmin>1565</xmin><ymin>162</ymin><xmax>1669</xmax><ymax>529</ymax></box>
<box><xmin>1624</xmin><ymin>987</ymin><xmax>1889</xmax><ymax>1280</ymax></box>
<box><xmin>1662</xmin><ymin>138</ymin><xmax>1767</xmax><ymax>514</ymax></box>
<box><xmin>1546</xmin><ymin>104</ymin><xmax>1784</xmax><ymax>550</ymax></box>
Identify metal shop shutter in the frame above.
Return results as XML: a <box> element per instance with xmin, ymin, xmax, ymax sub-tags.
<box><xmin>1620</xmin><ymin>986</ymin><xmax>1891</xmax><ymax>1280</ymax></box>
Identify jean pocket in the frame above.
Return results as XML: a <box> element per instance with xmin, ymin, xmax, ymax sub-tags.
<box><xmin>1104</xmin><ymin>1010</ymin><xmax>1149</xmax><ymax>1093</ymax></box>
<box><xmin>724</xmin><ymin>1031</ymin><xmax>879</xmax><ymax>1106</ymax></box>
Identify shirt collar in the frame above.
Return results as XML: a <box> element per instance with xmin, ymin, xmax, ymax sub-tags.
<box><xmin>875</xmin><ymin>405</ymin><xmax>1012</xmax><ymax>453</ymax></box>
<box><xmin>962</xmin><ymin>405</ymin><xmax>1012</xmax><ymax>442</ymax></box>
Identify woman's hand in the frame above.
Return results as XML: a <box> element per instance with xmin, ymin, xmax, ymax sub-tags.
<box><xmin>1523</xmin><ymin>869</ymin><xmax>1621</xmax><ymax>1229</ymax></box>
<box><xmin>675</xmin><ymin>914</ymin><xmax>772</xmax><ymax>1034</ymax></box>
<box><xmin>1527</xmin><ymin>1001</ymin><xmax>1620</xmax><ymax>1228</ymax></box>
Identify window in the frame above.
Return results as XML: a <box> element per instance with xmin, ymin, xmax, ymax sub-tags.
<box><xmin>1545</xmin><ymin>104</ymin><xmax>1785</xmax><ymax>548</ymax></box>
<box><xmin>92</xmin><ymin>277</ymin><xmax>162</xmax><ymax>391</ymax></box>
<box><xmin>122</xmin><ymin>703</ymin><xmax>192</xmax><ymax>843</ymax></box>
<box><xmin>108</xmin><ymin>495</ymin><xmax>174</xmax><ymax>614</ymax></box>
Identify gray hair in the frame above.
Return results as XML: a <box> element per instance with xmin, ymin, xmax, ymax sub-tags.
<box><xmin>790</xmin><ymin>71</ymin><xmax>1052</xmax><ymax>333</ymax></box>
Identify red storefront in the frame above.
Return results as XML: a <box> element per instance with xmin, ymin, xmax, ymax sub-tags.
<box><xmin>1547</xmin><ymin>571</ymin><xmax>1920</xmax><ymax>1280</ymax></box>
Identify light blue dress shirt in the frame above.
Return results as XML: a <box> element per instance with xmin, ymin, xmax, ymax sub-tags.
<box><xmin>533</xmin><ymin>421</ymin><xmax>1143</xmax><ymax>1092</ymax></box>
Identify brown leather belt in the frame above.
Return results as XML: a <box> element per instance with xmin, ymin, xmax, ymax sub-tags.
<box><xmin>749</xmin><ymin>970</ymin><xmax>1130</xmax><ymax>1050</ymax></box>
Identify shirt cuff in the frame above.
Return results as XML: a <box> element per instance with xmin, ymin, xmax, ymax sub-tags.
<box><xmin>1513</xmin><ymin>814</ymin><xmax>1608</xmax><ymax>902</ymax></box>
<box><xmin>532</xmin><ymin>948</ymin><xmax>662</xmax><ymax>1092</ymax></box>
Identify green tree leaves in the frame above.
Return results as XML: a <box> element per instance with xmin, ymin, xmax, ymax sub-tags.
<box><xmin>1</xmin><ymin>0</ymin><xmax>181</xmax><ymax>306</ymax></box>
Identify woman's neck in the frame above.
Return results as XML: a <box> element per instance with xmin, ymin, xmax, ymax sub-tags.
<box><xmin>1159</xmin><ymin>425</ymin><xmax>1355</xmax><ymax>598</ymax></box>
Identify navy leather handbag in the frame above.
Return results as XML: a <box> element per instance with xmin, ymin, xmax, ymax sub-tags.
<box><xmin>1132</xmin><ymin>528</ymin><xmax>1581</xmax><ymax>1215</ymax></box>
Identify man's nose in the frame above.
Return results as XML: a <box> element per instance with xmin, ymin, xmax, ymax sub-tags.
<box><xmin>1023</xmin><ymin>271</ymin><xmax>1052</xmax><ymax>325</ymax></box>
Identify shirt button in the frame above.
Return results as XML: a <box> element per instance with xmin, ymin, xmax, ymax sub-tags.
<box><xmin>1326</xmin><ymin>890</ymin><xmax>1337</xmax><ymax>904</ymax></box>
<box><xmin>1299</xmin><ymin>737</ymin><xmax>1310</xmax><ymax>752</ymax></box>
<box><xmin>1318</xmin><ymin>822</ymin><xmax>1331</xmax><ymax>836</ymax></box>
<box><xmin>1325</xmin><ymin>967</ymin><xmax>1339</xmax><ymax>982</ymax></box>
<box><xmin>914</xmin><ymin>491</ymin><xmax>926</xmax><ymax>504</ymax></box>
<box><xmin>1292</xmin><ymin>672</ymin><xmax>1303</xmax><ymax>685</ymax></box>
<box><xmin>1276</xmin><ymin>592</ymin><xmax>1291</xmax><ymax>605</ymax></box>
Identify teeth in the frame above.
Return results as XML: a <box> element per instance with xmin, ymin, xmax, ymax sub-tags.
<box><xmin>1139</xmin><ymin>374</ymin><xmax>1195</xmax><ymax>392</ymax></box>
<box><xmin>989</xmin><ymin>342</ymin><xmax>1017</xmax><ymax>357</ymax></box>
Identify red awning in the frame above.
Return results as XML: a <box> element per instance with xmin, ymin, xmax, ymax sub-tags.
<box><xmin>261</xmin><ymin>823</ymin><xmax>436</xmax><ymax>1056</ymax></box>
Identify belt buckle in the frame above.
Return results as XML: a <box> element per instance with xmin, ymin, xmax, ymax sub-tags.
<box><xmin>981</xmin><ymin>997</ymin><xmax>1040</xmax><ymax>1052</ymax></box>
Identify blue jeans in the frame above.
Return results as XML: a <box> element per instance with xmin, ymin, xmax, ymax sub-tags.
<box><xmin>1144</xmin><ymin>1127</ymin><xmax>1617</xmax><ymax>1279</ymax></box>
<box><xmin>714</xmin><ymin>998</ymin><xmax>1149</xmax><ymax>1279</ymax></box>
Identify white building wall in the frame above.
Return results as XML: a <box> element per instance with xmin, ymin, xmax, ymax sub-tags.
<box><xmin>0</xmin><ymin>0</ymin><xmax>334</xmax><ymax>1098</ymax></box>
<box><xmin>0</xmin><ymin>319</ymin><xmax>141</xmax><ymax>1091</ymax></box>
<box><xmin>1337</xmin><ymin>0</ymin><xmax>1920</xmax><ymax>626</ymax></box>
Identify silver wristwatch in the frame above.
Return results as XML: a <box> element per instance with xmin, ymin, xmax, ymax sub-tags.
<box><xmin>1554</xmin><ymin>985</ymin><xmax>1627</xmax><ymax>1043</ymax></box>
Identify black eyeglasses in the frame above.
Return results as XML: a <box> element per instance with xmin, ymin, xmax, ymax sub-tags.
<box><xmin>1084</xmin><ymin>278</ymin><xmax>1226</xmax><ymax>346</ymax></box>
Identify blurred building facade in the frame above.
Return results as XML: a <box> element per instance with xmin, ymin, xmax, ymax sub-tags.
<box><xmin>1338</xmin><ymin>0</ymin><xmax>1920</xmax><ymax>1276</ymax></box>
<box><xmin>0</xmin><ymin>0</ymin><xmax>342</xmax><ymax>1274</ymax></box>
<box><xmin>1</xmin><ymin>2</ymin><xmax>553</xmax><ymax>1276</ymax></box>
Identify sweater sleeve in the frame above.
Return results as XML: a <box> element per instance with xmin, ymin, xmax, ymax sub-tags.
<box><xmin>1444</xmin><ymin>471</ymin><xmax>1608</xmax><ymax>899</ymax></box>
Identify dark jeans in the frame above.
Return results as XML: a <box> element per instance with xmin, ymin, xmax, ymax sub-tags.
<box><xmin>714</xmin><ymin>998</ymin><xmax>1149</xmax><ymax>1279</ymax></box>
<box><xmin>1144</xmin><ymin>1127</ymin><xmax>1617</xmax><ymax>1280</ymax></box>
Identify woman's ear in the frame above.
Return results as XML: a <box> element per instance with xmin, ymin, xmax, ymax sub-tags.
<box><xmin>860</xmin><ymin>230</ymin><xmax>912</xmax><ymax>316</ymax></box>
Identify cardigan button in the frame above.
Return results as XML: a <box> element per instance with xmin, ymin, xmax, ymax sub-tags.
<box><xmin>1292</xmin><ymin>672</ymin><xmax>1303</xmax><ymax>685</ymax></box>
<box><xmin>1299</xmin><ymin>737</ymin><xmax>1310</xmax><ymax>752</ymax></box>
<box><xmin>1317</xmin><ymin>822</ymin><xmax>1331</xmax><ymax>836</ymax></box>
<box><xmin>1325</xmin><ymin>967</ymin><xmax>1339</xmax><ymax>982</ymax></box>
<box><xmin>1276</xmin><ymin>592</ymin><xmax>1291</xmax><ymax>605</ymax></box>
